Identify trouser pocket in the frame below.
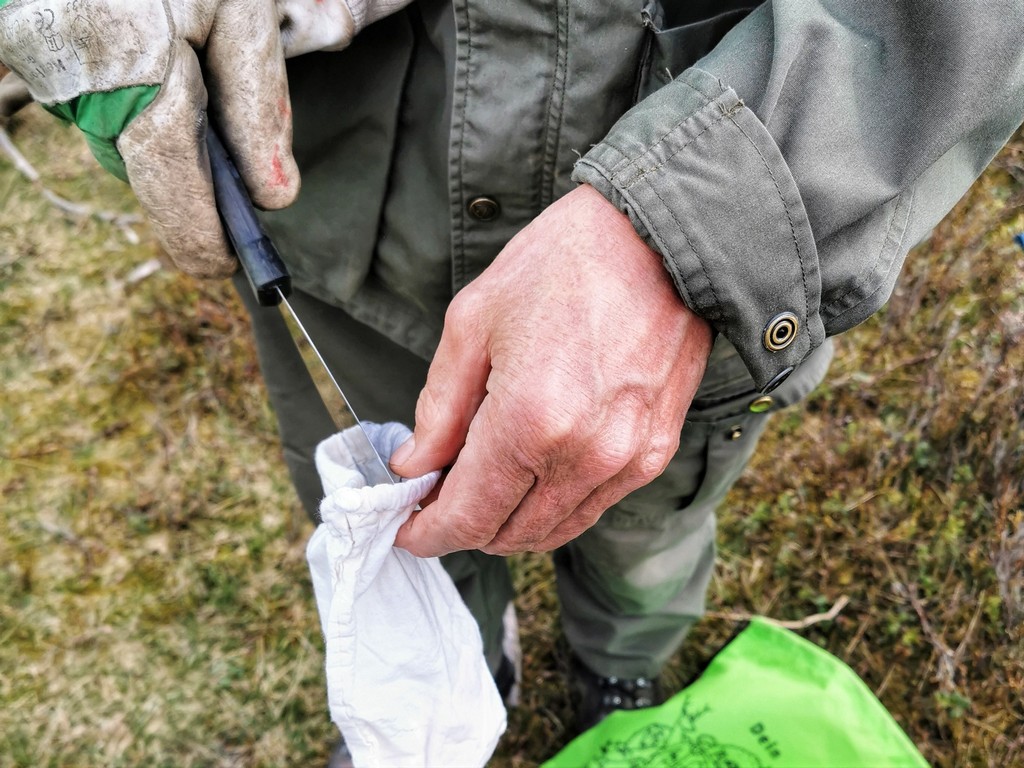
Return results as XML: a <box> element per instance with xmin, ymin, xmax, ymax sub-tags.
<box><xmin>552</xmin><ymin>340</ymin><xmax>833</xmax><ymax>675</ymax></box>
<box><xmin>683</xmin><ymin>338</ymin><xmax>834</xmax><ymax>511</ymax></box>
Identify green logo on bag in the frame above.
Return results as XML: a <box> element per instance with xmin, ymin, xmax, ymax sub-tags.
<box><xmin>545</xmin><ymin>619</ymin><xmax>928</xmax><ymax>768</ymax></box>
<box><xmin>749</xmin><ymin>723</ymin><xmax>782</xmax><ymax>761</ymax></box>
<box><xmin>589</xmin><ymin>697</ymin><xmax>764</xmax><ymax>768</ymax></box>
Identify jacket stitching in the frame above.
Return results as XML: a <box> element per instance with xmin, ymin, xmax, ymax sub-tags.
<box><xmin>539</xmin><ymin>0</ymin><xmax>570</xmax><ymax>209</ymax></box>
<box><xmin>642</xmin><ymin>180</ymin><xmax>724</xmax><ymax>320</ymax></box>
<box><xmin>821</xmin><ymin>189</ymin><xmax>906</xmax><ymax>317</ymax></box>
<box><xmin>619</xmin><ymin>113</ymin><xmax>722</xmax><ymax>190</ymax></box>
<box><xmin>609</xmin><ymin>80</ymin><xmax>719</xmax><ymax>177</ymax></box>
<box><xmin>555</xmin><ymin>0</ymin><xmax>569</xmax><ymax>181</ymax></box>
<box><xmin>825</xmin><ymin>189</ymin><xmax>915</xmax><ymax>327</ymax></box>
<box><xmin>681</xmin><ymin>73</ymin><xmax>724</xmax><ymax>104</ymax></box>
<box><xmin>608</xmin><ymin>79</ymin><xmax>728</xmax><ymax>181</ymax></box>
<box><xmin>452</xmin><ymin>1</ymin><xmax>473</xmax><ymax>288</ymax></box>
<box><xmin>727</xmin><ymin>112</ymin><xmax>811</xmax><ymax>330</ymax></box>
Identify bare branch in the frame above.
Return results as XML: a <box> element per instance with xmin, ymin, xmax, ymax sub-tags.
<box><xmin>0</xmin><ymin>123</ymin><xmax>143</xmax><ymax>240</ymax></box>
<box><xmin>707</xmin><ymin>595</ymin><xmax>850</xmax><ymax>630</ymax></box>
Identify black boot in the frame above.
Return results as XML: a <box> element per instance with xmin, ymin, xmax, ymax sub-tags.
<box><xmin>568</xmin><ymin>653</ymin><xmax>662</xmax><ymax>733</ymax></box>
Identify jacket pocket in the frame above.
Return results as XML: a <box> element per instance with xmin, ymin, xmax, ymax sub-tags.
<box><xmin>634</xmin><ymin>0</ymin><xmax>760</xmax><ymax>103</ymax></box>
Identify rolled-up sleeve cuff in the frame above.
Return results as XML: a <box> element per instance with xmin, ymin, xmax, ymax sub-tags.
<box><xmin>572</xmin><ymin>67</ymin><xmax>824</xmax><ymax>392</ymax></box>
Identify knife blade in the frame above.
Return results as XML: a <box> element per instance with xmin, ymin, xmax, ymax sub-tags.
<box><xmin>205</xmin><ymin>126</ymin><xmax>398</xmax><ymax>486</ymax></box>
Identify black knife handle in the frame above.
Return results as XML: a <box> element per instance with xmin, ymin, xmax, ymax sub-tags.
<box><xmin>206</xmin><ymin>127</ymin><xmax>291</xmax><ymax>307</ymax></box>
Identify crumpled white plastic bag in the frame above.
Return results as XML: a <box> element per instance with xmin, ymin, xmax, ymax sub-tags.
<box><xmin>306</xmin><ymin>422</ymin><xmax>507</xmax><ymax>767</ymax></box>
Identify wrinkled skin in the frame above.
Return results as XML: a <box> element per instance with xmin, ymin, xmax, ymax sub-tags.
<box><xmin>392</xmin><ymin>184</ymin><xmax>713</xmax><ymax>557</ymax></box>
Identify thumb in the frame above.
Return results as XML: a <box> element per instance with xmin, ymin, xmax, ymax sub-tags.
<box><xmin>391</xmin><ymin>306</ymin><xmax>491</xmax><ymax>476</ymax></box>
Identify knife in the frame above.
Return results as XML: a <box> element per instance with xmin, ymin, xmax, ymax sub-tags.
<box><xmin>205</xmin><ymin>127</ymin><xmax>398</xmax><ymax>486</ymax></box>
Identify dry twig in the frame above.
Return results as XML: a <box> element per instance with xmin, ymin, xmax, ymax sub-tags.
<box><xmin>993</xmin><ymin>523</ymin><xmax>1024</xmax><ymax>627</ymax></box>
<box><xmin>0</xmin><ymin>124</ymin><xmax>142</xmax><ymax>242</ymax></box>
<box><xmin>892</xmin><ymin>581</ymin><xmax>984</xmax><ymax>693</ymax></box>
<box><xmin>707</xmin><ymin>595</ymin><xmax>850</xmax><ymax>630</ymax></box>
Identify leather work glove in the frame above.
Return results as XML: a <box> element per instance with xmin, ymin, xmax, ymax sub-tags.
<box><xmin>276</xmin><ymin>0</ymin><xmax>414</xmax><ymax>57</ymax></box>
<box><xmin>0</xmin><ymin>0</ymin><xmax>299</xmax><ymax>277</ymax></box>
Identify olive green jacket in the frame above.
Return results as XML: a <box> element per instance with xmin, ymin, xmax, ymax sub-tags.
<box><xmin>263</xmin><ymin>0</ymin><xmax>1024</xmax><ymax>393</ymax></box>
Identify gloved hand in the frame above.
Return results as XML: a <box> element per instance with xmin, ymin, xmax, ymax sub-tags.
<box><xmin>0</xmin><ymin>0</ymin><xmax>299</xmax><ymax>277</ymax></box>
<box><xmin>276</xmin><ymin>0</ymin><xmax>414</xmax><ymax>57</ymax></box>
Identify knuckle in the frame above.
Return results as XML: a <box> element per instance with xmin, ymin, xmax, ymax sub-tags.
<box><xmin>524</xmin><ymin>398</ymin><xmax>588</xmax><ymax>455</ymax></box>
<box><xmin>446</xmin><ymin>516</ymin><xmax>498</xmax><ymax>551</ymax></box>
<box><xmin>487</xmin><ymin>532</ymin><xmax>547</xmax><ymax>556</ymax></box>
<box><xmin>483</xmin><ymin>537</ymin><xmax>520</xmax><ymax>557</ymax></box>
<box><xmin>440</xmin><ymin>289</ymin><xmax>491</xmax><ymax>355</ymax></box>
<box><xmin>482</xmin><ymin>543</ymin><xmax>515</xmax><ymax>557</ymax></box>
<box><xmin>487</xmin><ymin>519</ymin><xmax>546</xmax><ymax>556</ymax></box>
<box><xmin>633</xmin><ymin>433</ymin><xmax>679</xmax><ymax>484</ymax></box>
<box><xmin>481</xmin><ymin>525</ymin><xmax>527</xmax><ymax>555</ymax></box>
<box><xmin>528</xmin><ymin>527</ymin><xmax>576</xmax><ymax>553</ymax></box>
<box><xmin>524</xmin><ymin>538</ymin><xmax>559</xmax><ymax>554</ymax></box>
<box><xmin>589</xmin><ymin>435</ymin><xmax>636</xmax><ymax>478</ymax></box>
<box><xmin>445</xmin><ymin>287</ymin><xmax>485</xmax><ymax>328</ymax></box>
<box><xmin>544</xmin><ymin>509</ymin><xmax>602</xmax><ymax>551</ymax></box>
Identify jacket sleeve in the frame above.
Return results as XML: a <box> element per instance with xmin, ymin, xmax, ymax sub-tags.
<box><xmin>572</xmin><ymin>0</ymin><xmax>1024</xmax><ymax>392</ymax></box>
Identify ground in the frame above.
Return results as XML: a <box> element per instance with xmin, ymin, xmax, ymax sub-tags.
<box><xmin>1</xmin><ymin>106</ymin><xmax>1021</xmax><ymax>767</ymax></box>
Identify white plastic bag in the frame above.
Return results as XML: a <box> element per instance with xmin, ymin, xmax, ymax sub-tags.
<box><xmin>306</xmin><ymin>422</ymin><xmax>506</xmax><ymax>767</ymax></box>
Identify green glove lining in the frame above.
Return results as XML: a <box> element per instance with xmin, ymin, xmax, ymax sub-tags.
<box><xmin>43</xmin><ymin>85</ymin><xmax>161</xmax><ymax>182</ymax></box>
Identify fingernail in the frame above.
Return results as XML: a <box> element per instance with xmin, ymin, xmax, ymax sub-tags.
<box><xmin>390</xmin><ymin>436</ymin><xmax>415</xmax><ymax>468</ymax></box>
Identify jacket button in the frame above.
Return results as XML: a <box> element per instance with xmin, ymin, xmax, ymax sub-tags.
<box><xmin>728</xmin><ymin>425</ymin><xmax>744</xmax><ymax>441</ymax></box>
<box><xmin>748</xmin><ymin>395</ymin><xmax>774</xmax><ymax>413</ymax></box>
<box><xmin>467</xmin><ymin>196</ymin><xmax>500</xmax><ymax>221</ymax></box>
<box><xmin>763</xmin><ymin>312</ymin><xmax>799</xmax><ymax>351</ymax></box>
<box><xmin>761</xmin><ymin>366</ymin><xmax>794</xmax><ymax>393</ymax></box>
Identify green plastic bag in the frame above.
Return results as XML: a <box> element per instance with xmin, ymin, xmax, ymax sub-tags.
<box><xmin>545</xmin><ymin>618</ymin><xmax>927</xmax><ymax>768</ymax></box>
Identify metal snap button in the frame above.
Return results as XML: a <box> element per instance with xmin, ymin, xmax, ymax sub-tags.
<box><xmin>748</xmin><ymin>395</ymin><xmax>774</xmax><ymax>413</ymax></box>
<box><xmin>763</xmin><ymin>312</ymin><xmax>799</xmax><ymax>351</ymax></box>
<box><xmin>728</xmin><ymin>425</ymin><xmax>743</xmax><ymax>441</ymax></box>
<box><xmin>761</xmin><ymin>366</ymin><xmax>795</xmax><ymax>393</ymax></box>
<box><xmin>467</xmin><ymin>196</ymin><xmax>500</xmax><ymax>221</ymax></box>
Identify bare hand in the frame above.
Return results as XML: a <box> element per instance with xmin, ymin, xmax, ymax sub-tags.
<box><xmin>391</xmin><ymin>185</ymin><xmax>713</xmax><ymax>557</ymax></box>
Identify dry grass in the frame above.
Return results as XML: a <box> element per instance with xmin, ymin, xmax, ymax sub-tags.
<box><xmin>1</xmin><ymin>109</ymin><xmax>333</xmax><ymax>766</ymax></box>
<box><xmin>1</xmin><ymin>106</ymin><xmax>1022</xmax><ymax>767</ymax></box>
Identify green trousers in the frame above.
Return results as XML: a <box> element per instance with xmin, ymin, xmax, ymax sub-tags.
<box><xmin>237</xmin><ymin>278</ymin><xmax>833</xmax><ymax>679</ymax></box>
